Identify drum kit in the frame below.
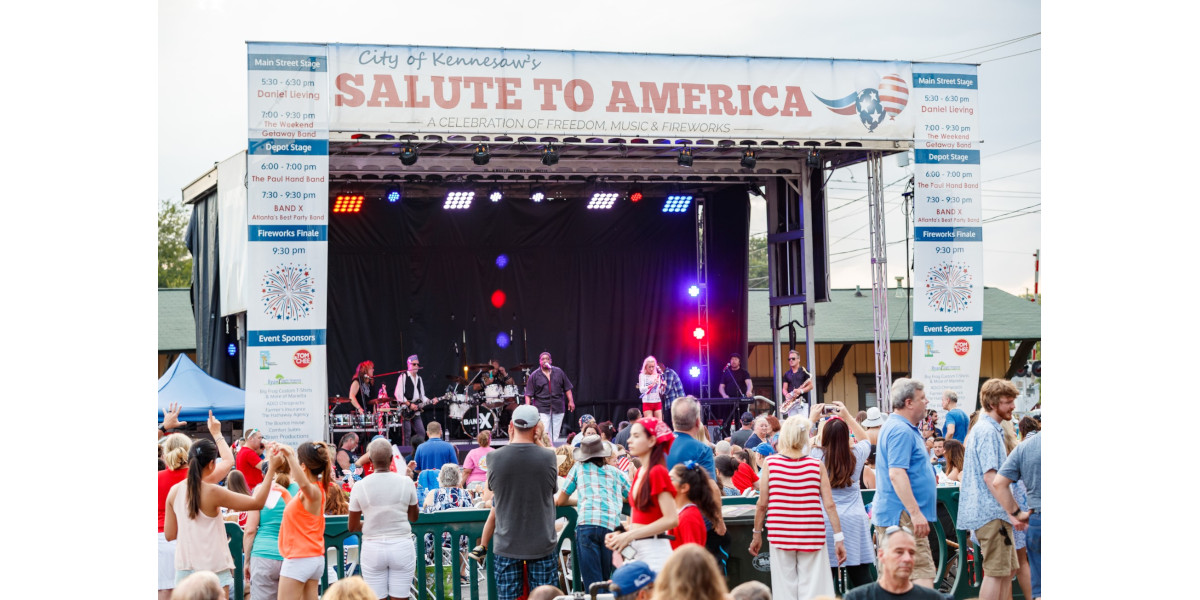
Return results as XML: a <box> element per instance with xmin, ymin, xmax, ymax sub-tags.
<box><xmin>445</xmin><ymin>362</ymin><xmax>536</xmax><ymax>439</ymax></box>
<box><xmin>327</xmin><ymin>396</ymin><xmax>402</xmax><ymax>438</ymax></box>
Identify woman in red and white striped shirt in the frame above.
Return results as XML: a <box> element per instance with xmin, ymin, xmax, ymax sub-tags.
<box><xmin>749</xmin><ymin>416</ymin><xmax>846</xmax><ymax>600</ymax></box>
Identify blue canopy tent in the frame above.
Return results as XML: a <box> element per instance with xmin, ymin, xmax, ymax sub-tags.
<box><xmin>158</xmin><ymin>354</ymin><xmax>245</xmax><ymax>421</ymax></box>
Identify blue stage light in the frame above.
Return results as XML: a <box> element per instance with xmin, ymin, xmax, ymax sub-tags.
<box><xmin>662</xmin><ymin>195</ymin><xmax>693</xmax><ymax>213</ymax></box>
<box><xmin>496</xmin><ymin>332</ymin><xmax>511</xmax><ymax>348</ymax></box>
<box><xmin>386</xmin><ymin>189</ymin><xmax>401</xmax><ymax>203</ymax></box>
<box><xmin>689</xmin><ymin>366</ymin><xmax>701</xmax><ymax>377</ymax></box>
<box><xmin>227</xmin><ymin>343</ymin><xmax>237</xmax><ymax>357</ymax></box>
<box><xmin>688</xmin><ymin>285</ymin><xmax>700</xmax><ymax>297</ymax></box>
<box><xmin>496</xmin><ymin>254</ymin><xmax>509</xmax><ymax>269</ymax></box>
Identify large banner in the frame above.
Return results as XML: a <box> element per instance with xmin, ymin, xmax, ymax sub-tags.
<box><xmin>245</xmin><ymin>43</ymin><xmax>330</xmax><ymax>446</ymax></box>
<box><xmin>910</xmin><ymin>65</ymin><xmax>983</xmax><ymax>413</ymax></box>
<box><xmin>324</xmin><ymin>45</ymin><xmax>920</xmax><ymax>140</ymax></box>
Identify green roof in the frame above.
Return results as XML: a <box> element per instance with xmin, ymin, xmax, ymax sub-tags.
<box><xmin>159</xmin><ymin>288</ymin><xmax>196</xmax><ymax>352</ymax></box>
<box><xmin>749</xmin><ymin>287</ymin><xmax>1040</xmax><ymax>344</ymax></box>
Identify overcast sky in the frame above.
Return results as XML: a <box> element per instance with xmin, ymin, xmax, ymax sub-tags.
<box><xmin>159</xmin><ymin>0</ymin><xmax>1040</xmax><ymax>295</ymax></box>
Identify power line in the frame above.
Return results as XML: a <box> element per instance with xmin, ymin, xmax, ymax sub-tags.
<box><xmin>982</xmin><ymin>202</ymin><xmax>1041</xmax><ymax>221</ymax></box>
<box><xmin>981</xmin><ymin>48</ymin><xmax>1040</xmax><ymax>64</ymax></box>
<box><xmin>919</xmin><ymin>32</ymin><xmax>1040</xmax><ymax>60</ymax></box>
<box><xmin>983</xmin><ymin>139</ymin><xmax>1040</xmax><ymax>158</ymax></box>
<box><xmin>982</xmin><ymin>168</ymin><xmax>1040</xmax><ymax>183</ymax></box>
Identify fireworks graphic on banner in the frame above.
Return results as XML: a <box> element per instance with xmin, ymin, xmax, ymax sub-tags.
<box><xmin>261</xmin><ymin>263</ymin><xmax>316</xmax><ymax>321</ymax></box>
<box><xmin>925</xmin><ymin>261</ymin><xmax>973</xmax><ymax>313</ymax></box>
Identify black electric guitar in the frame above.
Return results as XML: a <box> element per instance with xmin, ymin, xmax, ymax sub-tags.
<box><xmin>398</xmin><ymin>396</ymin><xmax>438</xmax><ymax>420</ymax></box>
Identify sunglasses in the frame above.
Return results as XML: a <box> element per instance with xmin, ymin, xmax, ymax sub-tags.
<box><xmin>883</xmin><ymin>525</ymin><xmax>913</xmax><ymax>537</ymax></box>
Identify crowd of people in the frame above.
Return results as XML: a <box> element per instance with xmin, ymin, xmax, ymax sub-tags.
<box><xmin>158</xmin><ymin>369</ymin><xmax>1041</xmax><ymax>600</ymax></box>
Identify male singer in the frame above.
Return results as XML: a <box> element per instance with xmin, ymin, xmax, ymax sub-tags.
<box><xmin>718</xmin><ymin>352</ymin><xmax>753</xmax><ymax>399</ymax></box>
<box><xmin>396</xmin><ymin>354</ymin><xmax>436</xmax><ymax>449</ymax></box>
<box><xmin>524</xmin><ymin>351</ymin><xmax>575</xmax><ymax>442</ymax></box>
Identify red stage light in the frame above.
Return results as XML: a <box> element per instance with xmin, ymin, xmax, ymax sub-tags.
<box><xmin>491</xmin><ymin>289</ymin><xmax>506</xmax><ymax>308</ymax></box>
<box><xmin>333</xmin><ymin>195</ymin><xmax>364</xmax><ymax>213</ymax></box>
<box><xmin>693</xmin><ymin>327</ymin><xmax>706</xmax><ymax>340</ymax></box>
<box><xmin>630</xmin><ymin>191</ymin><xmax>643</xmax><ymax>203</ymax></box>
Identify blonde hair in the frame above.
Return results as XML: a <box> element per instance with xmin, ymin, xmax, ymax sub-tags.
<box><xmin>642</xmin><ymin>355</ymin><xmax>658</xmax><ymax>375</ymax></box>
<box><xmin>320</xmin><ymin>575</ymin><xmax>376</xmax><ymax>600</ymax></box>
<box><xmin>555</xmin><ymin>444</ymin><xmax>575</xmax><ymax>477</ymax></box>
<box><xmin>272</xmin><ymin>451</ymin><xmax>293</xmax><ymax>488</ymax></box>
<box><xmin>979</xmin><ymin>378</ymin><xmax>1019</xmax><ymax>412</ymax></box>
<box><xmin>776</xmin><ymin>415</ymin><xmax>811</xmax><ymax>455</ymax></box>
<box><xmin>161</xmin><ymin>433</ymin><xmax>192</xmax><ymax>470</ymax></box>
<box><xmin>652</xmin><ymin>544</ymin><xmax>728</xmax><ymax>600</ymax></box>
<box><xmin>325</xmin><ymin>483</ymin><xmax>349</xmax><ymax>515</ymax></box>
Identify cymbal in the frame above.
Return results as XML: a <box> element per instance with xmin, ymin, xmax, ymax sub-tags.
<box><xmin>466</xmin><ymin>364</ymin><xmax>494</xmax><ymax>370</ymax></box>
<box><xmin>328</xmin><ymin>397</ymin><xmax>350</xmax><ymax>404</ymax></box>
<box><xmin>508</xmin><ymin>363</ymin><xmax>537</xmax><ymax>371</ymax></box>
<box><xmin>368</xmin><ymin>397</ymin><xmax>393</xmax><ymax>404</ymax></box>
<box><xmin>445</xmin><ymin>375</ymin><xmax>467</xmax><ymax>383</ymax></box>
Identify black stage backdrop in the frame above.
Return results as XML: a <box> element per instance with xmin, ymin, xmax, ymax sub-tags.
<box><xmin>327</xmin><ymin>188</ymin><xmax>749</xmax><ymax>427</ymax></box>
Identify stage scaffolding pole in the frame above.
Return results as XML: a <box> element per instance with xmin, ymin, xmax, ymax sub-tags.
<box><xmin>867</xmin><ymin>151</ymin><xmax>894</xmax><ymax>412</ymax></box>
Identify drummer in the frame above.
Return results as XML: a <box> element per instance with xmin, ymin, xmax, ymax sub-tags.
<box><xmin>485</xmin><ymin>359</ymin><xmax>516</xmax><ymax>430</ymax></box>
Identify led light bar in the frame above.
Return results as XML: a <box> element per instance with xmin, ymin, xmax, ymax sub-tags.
<box><xmin>662</xmin><ymin>194</ymin><xmax>693</xmax><ymax>213</ymax></box>
<box><xmin>587</xmin><ymin>192</ymin><xmax>620</xmax><ymax>210</ymax></box>
<box><xmin>444</xmin><ymin>191</ymin><xmax>475</xmax><ymax>210</ymax></box>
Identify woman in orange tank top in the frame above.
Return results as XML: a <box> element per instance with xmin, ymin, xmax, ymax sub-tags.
<box><xmin>277</xmin><ymin>441</ymin><xmax>335</xmax><ymax>600</ymax></box>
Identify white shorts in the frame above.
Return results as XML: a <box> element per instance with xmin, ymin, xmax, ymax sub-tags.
<box><xmin>361</xmin><ymin>538</ymin><xmax>417</xmax><ymax>599</ymax></box>
<box><xmin>627</xmin><ymin>537</ymin><xmax>673</xmax><ymax>573</ymax></box>
<box><xmin>157</xmin><ymin>532</ymin><xmax>176</xmax><ymax>590</ymax></box>
<box><xmin>280</xmin><ymin>555</ymin><xmax>325</xmax><ymax>583</ymax></box>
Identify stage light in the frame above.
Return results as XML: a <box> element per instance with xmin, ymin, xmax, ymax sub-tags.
<box><xmin>491</xmin><ymin>289</ymin><xmax>507</xmax><ymax>308</ymax></box>
<box><xmin>693</xmin><ymin>327</ymin><xmax>706</xmax><ymax>340</ymax></box>
<box><xmin>629</xmin><ymin>189</ymin><xmax>643</xmax><ymax>203</ymax></box>
<box><xmin>496</xmin><ymin>332</ymin><xmax>511</xmax><ymax>348</ymax></box>
<box><xmin>541</xmin><ymin>144</ymin><xmax>559</xmax><ymax>166</ymax></box>
<box><xmin>530</xmin><ymin>188</ymin><xmax>546</xmax><ymax>202</ymax></box>
<box><xmin>489</xmin><ymin>188</ymin><xmax>503</xmax><ymax>202</ymax></box>
<box><xmin>688</xmin><ymin>285</ymin><xmax>700</xmax><ymax>297</ymax></box>
<box><xmin>443</xmin><ymin>191</ymin><xmax>474</xmax><ymax>210</ymax></box>
<box><xmin>386</xmin><ymin>189</ymin><xmax>402</xmax><ymax>203</ymax></box>
<box><xmin>227</xmin><ymin>343</ymin><xmax>237</xmax><ymax>357</ymax></box>
<box><xmin>806</xmin><ymin>151</ymin><xmax>820</xmax><ymax>169</ymax></box>
<box><xmin>740</xmin><ymin>149</ymin><xmax>756</xmax><ymax>169</ymax></box>
<box><xmin>677</xmin><ymin>147</ymin><xmax>693</xmax><ymax>167</ymax></box>
<box><xmin>333</xmin><ymin>194</ymin><xmax>364</xmax><ymax>213</ymax></box>
<box><xmin>473</xmin><ymin>144</ymin><xmax>491</xmax><ymax>166</ymax></box>
<box><xmin>587</xmin><ymin>192</ymin><xmax>619</xmax><ymax>210</ymax></box>
<box><xmin>398</xmin><ymin>145</ymin><xmax>419</xmax><ymax>166</ymax></box>
<box><xmin>689</xmin><ymin>366</ymin><xmax>701</xmax><ymax>378</ymax></box>
<box><xmin>495</xmin><ymin>254</ymin><xmax>509</xmax><ymax>269</ymax></box>
<box><xmin>662</xmin><ymin>194</ymin><xmax>693</xmax><ymax>213</ymax></box>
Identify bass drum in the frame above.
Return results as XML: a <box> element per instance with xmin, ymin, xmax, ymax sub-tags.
<box><xmin>453</xmin><ymin>405</ymin><xmax>498</xmax><ymax>439</ymax></box>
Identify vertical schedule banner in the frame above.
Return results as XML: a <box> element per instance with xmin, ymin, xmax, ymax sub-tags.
<box><xmin>911</xmin><ymin>64</ymin><xmax>983</xmax><ymax>413</ymax></box>
<box><xmin>246</xmin><ymin>43</ymin><xmax>330</xmax><ymax>447</ymax></box>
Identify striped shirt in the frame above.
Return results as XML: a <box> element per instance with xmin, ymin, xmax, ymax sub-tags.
<box><xmin>562</xmin><ymin>462</ymin><xmax>631</xmax><ymax>530</ymax></box>
<box><xmin>764</xmin><ymin>454</ymin><xmax>826</xmax><ymax>551</ymax></box>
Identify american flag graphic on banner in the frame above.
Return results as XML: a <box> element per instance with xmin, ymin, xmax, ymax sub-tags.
<box><xmin>878</xmin><ymin>73</ymin><xmax>909</xmax><ymax>120</ymax></box>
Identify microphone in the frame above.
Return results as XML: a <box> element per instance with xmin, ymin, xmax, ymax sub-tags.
<box><xmin>725</xmin><ymin>363</ymin><xmax>731</xmax><ymax>371</ymax></box>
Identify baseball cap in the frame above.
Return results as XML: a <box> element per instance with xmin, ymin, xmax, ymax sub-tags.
<box><xmin>579</xmin><ymin>414</ymin><xmax>596</xmax><ymax>426</ymax></box>
<box><xmin>611</xmin><ymin>561</ymin><xmax>655</xmax><ymax>595</ymax></box>
<box><xmin>754</xmin><ymin>441</ymin><xmax>775</xmax><ymax>457</ymax></box>
<box><xmin>740</xmin><ymin>411</ymin><xmax>754</xmax><ymax>425</ymax></box>
<box><xmin>512</xmin><ymin>405</ymin><xmax>540</xmax><ymax>429</ymax></box>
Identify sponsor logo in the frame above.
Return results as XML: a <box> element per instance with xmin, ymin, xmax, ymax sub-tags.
<box><xmin>259</xmin><ymin>351</ymin><xmax>276</xmax><ymax>370</ymax></box>
<box><xmin>924</xmin><ymin>340</ymin><xmax>938</xmax><ymax>358</ymax></box>
<box><xmin>931</xmin><ymin>361</ymin><xmax>961</xmax><ymax>372</ymax></box>
<box><xmin>953</xmin><ymin>338</ymin><xmax>970</xmax><ymax>356</ymax></box>
<box><xmin>293</xmin><ymin>349</ymin><xmax>312</xmax><ymax>368</ymax></box>
<box><xmin>267</xmin><ymin>373</ymin><xmax>302</xmax><ymax>386</ymax></box>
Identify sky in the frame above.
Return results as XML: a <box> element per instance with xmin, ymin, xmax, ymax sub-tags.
<box><xmin>158</xmin><ymin>0</ymin><xmax>1041</xmax><ymax>296</ymax></box>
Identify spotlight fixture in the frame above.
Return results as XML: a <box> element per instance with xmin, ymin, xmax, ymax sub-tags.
<box><xmin>740</xmin><ymin>149</ymin><xmax>757</xmax><ymax>169</ymax></box>
<box><xmin>587</xmin><ymin>192</ymin><xmax>620</xmax><ymax>210</ymax></box>
<box><xmin>489</xmin><ymin>188</ymin><xmax>503</xmax><ymax>202</ymax></box>
<box><xmin>472</xmin><ymin>144</ymin><xmax>491</xmax><ymax>166</ymax></box>
<box><xmin>530</xmin><ymin>187</ymin><xmax>546</xmax><ymax>202</ymax></box>
<box><xmin>398</xmin><ymin>144</ymin><xmax>419</xmax><ymax>166</ymax></box>
<box><xmin>332</xmin><ymin>194</ymin><xmax>364</xmax><ymax>213</ymax></box>
<box><xmin>541</xmin><ymin>144</ymin><xmax>559</xmax><ymax>166</ymax></box>
<box><xmin>806</xmin><ymin>151</ymin><xmax>820</xmax><ymax>169</ymax></box>
<box><xmin>689</xmin><ymin>366</ymin><xmax>701</xmax><ymax>377</ymax></box>
<box><xmin>677</xmin><ymin>147</ymin><xmax>693</xmax><ymax>167</ymax></box>
<box><xmin>628</xmin><ymin>186</ymin><xmax>643</xmax><ymax>203</ymax></box>
<box><xmin>662</xmin><ymin>194</ymin><xmax>693</xmax><ymax>213</ymax></box>
<box><xmin>693</xmin><ymin>327</ymin><xmax>706</xmax><ymax>340</ymax></box>
<box><xmin>687</xmin><ymin>285</ymin><xmax>700</xmax><ymax>297</ymax></box>
<box><xmin>443</xmin><ymin>191</ymin><xmax>474</xmax><ymax>210</ymax></box>
<box><xmin>386</xmin><ymin>188</ymin><xmax>402</xmax><ymax>203</ymax></box>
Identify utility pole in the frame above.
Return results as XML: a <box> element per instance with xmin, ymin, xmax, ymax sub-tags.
<box><xmin>1032</xmin><ymin>249</ymin><xmax>1040</xmax><ymax>303</ymax></box>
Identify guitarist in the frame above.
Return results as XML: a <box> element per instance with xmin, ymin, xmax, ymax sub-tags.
<box><xmin>395</xmin><ymin>354</ymin><xmax>437</xmax><ymax>449</ymax></box>
<box><xmin>780</xmin><ymin>349</ymin><xmax>816</xmax><ymax>419</ymax></box>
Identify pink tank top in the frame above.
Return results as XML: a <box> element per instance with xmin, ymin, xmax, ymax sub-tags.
<box><xmin>171</xmin><ymin>483</ymin><xmax>235</xmax><ymax>572</ymax></box>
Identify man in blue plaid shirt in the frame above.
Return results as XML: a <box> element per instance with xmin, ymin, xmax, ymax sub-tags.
<box><xmin>556</xmin><ymin>435</ymin><xmax>631</xmax><ymax>590</ymax></box>
<box><xmin>658</xmin><ymin>361</ymin><xmax>686</xmax><ymax>418</ymax></box>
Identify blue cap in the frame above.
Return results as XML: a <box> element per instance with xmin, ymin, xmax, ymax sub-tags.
<box><xmin>754</xmin><ymin>441</ymin><xmax>775</xmax><ymax>457</ymax></box>
<box><xmin>580</xmin><ymin>414</ymin><xmax>596</xmax><ymax>425</ymax></box>
<box><xmin>611</xmin><ymin>560</ymin><xmax>655</xmax><ymax>595</ymax></box>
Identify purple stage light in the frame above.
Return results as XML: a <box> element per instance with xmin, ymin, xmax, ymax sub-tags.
<box><xmin>496</xmin><ymin>254</ymin><xmax>509</xmax><ymax>269</ymax></box>
<box><xmin>689</xmin><ymin>366</ymin><xmax>700</xmax><ymax>377</ymax></box>
<box><xmin>496</xmin><ymin>332</ymin><xmax>510</xmax><ymax>348</ymax></box>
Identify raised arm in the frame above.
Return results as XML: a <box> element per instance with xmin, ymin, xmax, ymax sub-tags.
<box><xmin>205</xmin><ymin>411</ymin><xmax>235</xmax><ymax>484</ymax></box>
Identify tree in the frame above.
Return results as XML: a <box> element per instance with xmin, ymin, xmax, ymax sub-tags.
<box><xmin>748</xmin><ymin>233</ymin><xmax>768</xmax><ymax>288</ymax></box>
<box><xmin>159</xmin><ymin>198</ymin><xmax>192</xmax><ymax>288</ymax></box>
